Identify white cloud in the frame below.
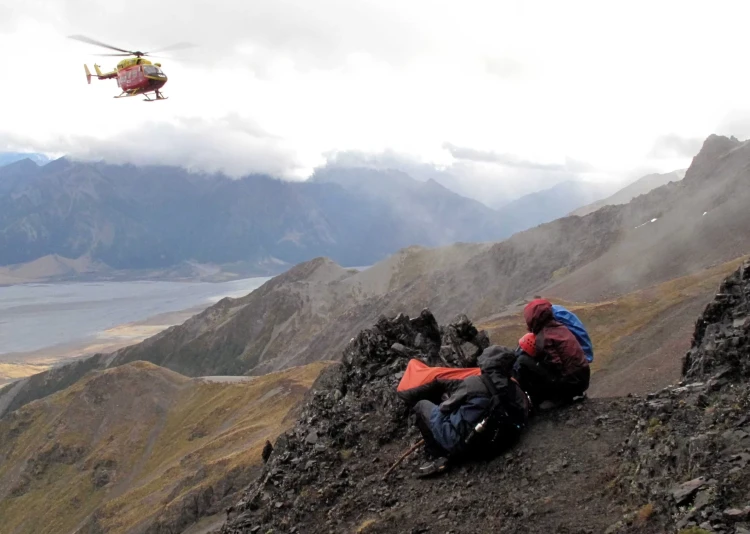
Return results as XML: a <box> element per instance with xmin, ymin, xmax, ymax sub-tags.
<box><xmin>1</xmin><ymin>115</ymin><xmax>304</xmax><ymax>178</ymax></box>
<box><xmin>716</xmin><ymin>110</ymin><xmax>750</xmax><ymax>140</ymax></box>
<box><xmin>648</xmin><ymin>134</ymin><xmax>704</xmax><ymax>159</ymax></box>
<box><xmin>2</xmin><ymin>0</ymin><xmax>750</xmax><ymax>189</ymax></box>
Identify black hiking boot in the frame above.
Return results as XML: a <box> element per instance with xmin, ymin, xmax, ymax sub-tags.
<box><xmin>536</xmin><ymin>392</ymin><xmax>588</xmax><ymax>413</ymax></box>
<box><xmin>572</xmin><ymin>392</ymin><xmax>588</xmax><ymax>403</ymax></box>
<box><xmin>537</xmin><ymin>399</ymin><xmax>562</xmax><ymax>411</ymax></box>
<box><xmin>417</xmin><ymin>456</ymin><xmax>450</xmax><ymax>478</ymax></box>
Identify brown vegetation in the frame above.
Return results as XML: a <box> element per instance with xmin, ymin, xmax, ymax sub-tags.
<box><xmin>0</xmin><ymin>361</ymin><xmax>329</xmax><ymax>534</ymax></box>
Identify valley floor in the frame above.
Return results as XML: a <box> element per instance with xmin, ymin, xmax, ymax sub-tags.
<box><xmin>0</xmin><ymin>274</ymin><xmax>274</xmax><ymax>385</ymax></box>
<box><xmin>0</xmin><ymin>307</ymin><xmax>201</xmax><ymax>386</ymax></box>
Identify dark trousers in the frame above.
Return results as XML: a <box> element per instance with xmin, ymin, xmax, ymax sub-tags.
<box><xmin>516</xmin><ymin>355</ymin><xmax>590</xmax><ymax>404</ymax></box>
<box><xmin>414</xmin><ymin>400</ymin><xmax>448</xmax><ymax>458</ymax></box>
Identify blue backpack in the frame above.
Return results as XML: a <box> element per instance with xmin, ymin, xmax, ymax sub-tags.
<box><xmin>552</xmin><ymin>305</ymin><xmax>594</xmax><ymax>363</ymax></box>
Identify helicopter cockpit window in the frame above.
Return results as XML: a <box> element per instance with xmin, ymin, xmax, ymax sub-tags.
<box><xmin>143</xmin><ymin>65</ymin><xmax>165</xmax><ymax>77</ymax></box>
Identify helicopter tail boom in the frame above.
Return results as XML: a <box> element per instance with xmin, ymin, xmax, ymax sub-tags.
<box><xmin>84</xmin><ymin>63</ymin><xmax>117</xmax><ymax>83</ymax></box>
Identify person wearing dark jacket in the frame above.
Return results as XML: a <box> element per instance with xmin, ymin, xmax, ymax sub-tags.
<box><xmin>515</xmin><ymin>298</ymin><xmax>590</xmax><ymax>409</ymax></box>
<box><xmin>410</xmin><ymin>346</ymin><xmax>529</xmax><ymax>475</ymax></box>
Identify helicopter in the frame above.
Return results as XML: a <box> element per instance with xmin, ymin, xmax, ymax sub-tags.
<box><xmin>68</xmin><ymin>35</ymin><xmax>193</xmax><ymax>101</ymax></box>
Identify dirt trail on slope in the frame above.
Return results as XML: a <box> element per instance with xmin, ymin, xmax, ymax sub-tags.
<box><xmin>351</xmin><ymin>398</ymin><xmax>635</xmax><ymax>534</ymax></box>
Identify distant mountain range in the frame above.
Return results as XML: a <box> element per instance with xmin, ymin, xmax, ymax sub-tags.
<box><xmin>309</xmin><ymin>167</ymin><xmax>504</xmax><ymax>242</ymax></box>
<box><xmin>0</xmin><ymin>153</ymin><xmax>690</xmax><ymax>281</ymax></box>
<box><xmin>0</xmin><ymin>158</ymin><xmax>513</xmax><ymax>275</ymax></box>
<box><xmin>0</xmin><ymin>157</ymin><xmax>621</xmax><ymax>279</ymax></box>
<box><xmin>311</xmin><ymin>168</ymin><xmax>621</xmax><ymax>239</ymax></box>
<box><xmin>0</xmin><ymin>152</ymin><xmax>50</xmax><ymax>167</ymax></box>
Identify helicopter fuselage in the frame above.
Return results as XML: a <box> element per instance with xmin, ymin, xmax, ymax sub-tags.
<box><xmin>115</xmin><ymin>58</ymin><xmax>168</xmax><ymax>94</ymax></box>
<box><xmin>86</xmin><ymin>57</ymin><xmax>168</xmax><ymax>99</ymax></box>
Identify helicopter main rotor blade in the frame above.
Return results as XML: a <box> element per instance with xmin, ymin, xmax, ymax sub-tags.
<box><xmin>148</xmin><ymin>42</ymin><xmax>196</xmax><ymax>54</ymax></box>
<box><xmin>68</xmin><ymin>35</ymin><xmax>133</xmax><ymax>55</ymax></box>
<box><xmin>95</xmin><ymin>53</ymin><xmax>132</xmax><ymax>57</ymax></box>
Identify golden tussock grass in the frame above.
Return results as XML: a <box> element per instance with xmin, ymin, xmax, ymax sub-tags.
<box><xmin>356</xmin><ymin>519</ymin><xmax>379</xmax><ymax>533</ymax></box>
<box><xmin>0</xmin><ymin>361</ymin><xmax>330</xmax><ymax>534</ymax></box>
<box><xmin>0</xmin><ymin>362</ymin><xmax>51</xmax><ymax>381</ymax></box>
<box><xmin>479</xmin><ymin>256</ymin><xmax>747</xmax><ymax>373</ymax></box>
<box><xmin>637</xmin><ymin>502</ymin><xmax>655</xmax><ymax>524</ymax></box>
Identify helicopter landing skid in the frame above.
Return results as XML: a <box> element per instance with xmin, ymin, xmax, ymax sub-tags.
<box><xmin>143</xmin><ymin>91</ymin><xmax>168</xmax><ymax>102</ymax></box>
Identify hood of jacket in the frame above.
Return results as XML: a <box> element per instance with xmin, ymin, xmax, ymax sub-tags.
<box><xmin>478</xmin><ymin>345</ymin><xmax>517</xmax><ymax>382</ymax></box>
<box><xmin>524</xmin><ymin>298</ymin><xmax>554</xmax><ymax>334</ymax></box>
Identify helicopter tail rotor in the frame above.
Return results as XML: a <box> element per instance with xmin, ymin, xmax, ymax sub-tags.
<box><xmin>84</xmin><ymin>64</ymin><xmax>92</xmax><ymax>84</ymax></box>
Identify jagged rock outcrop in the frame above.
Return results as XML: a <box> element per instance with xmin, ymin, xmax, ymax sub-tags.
<box><xmin>262</xmin><ymin>441</ymin><xmax>274</xmax><ymax>464</ymax></box>
<box><xmin>221</xmin><ymin>310</ymin><xmax>490</xmax><ymax>533</ymax></box>
<box><xmin>614</xmin><ymin>260</ymin><xmax>750</xmax><ymax>533</ymax></box>
<box><xmin>221</xmin><ymin>260</ymin><xmax>750</xmax><ymax>534</ymax></box>
<box><xmin>441</xmin><ymin>313</ymin><xmax>491</xmax><ymax>367</ymax></box>
<box><xmin>221</xmin><ymin>311</ymin><xmax>634</xmax><ymax>534</ymax></box>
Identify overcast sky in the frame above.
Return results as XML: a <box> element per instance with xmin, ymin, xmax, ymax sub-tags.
<box><xmin>1</xmin><ymin>0</ymin><xmax>749</xmax><ymax>196</ymax></box>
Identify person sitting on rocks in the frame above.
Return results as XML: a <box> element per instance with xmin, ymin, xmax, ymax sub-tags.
<box><xmin>515</xmin><ymin>298</ymin><xmax>590</xmax><ymax>411</ymax></box>
<box><xmin>411</xmin><ymin>345</ymin><xmax>530</xmax><ymax>476</ymax></box>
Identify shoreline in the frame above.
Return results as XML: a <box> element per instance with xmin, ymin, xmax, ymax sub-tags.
<box><xmin>0</xmin><ymin>272</ymin><xmax>251</xmax><ymax>288</ymax></box>
<box><xmin>0</xmin><ymin>305</ymin><xmax>205</xmax><ymax>386</ymax></box>
<box><xmin>0</xmin><ymin>255</ymin><xmax>291</xmax><ymax>288</ymax></box>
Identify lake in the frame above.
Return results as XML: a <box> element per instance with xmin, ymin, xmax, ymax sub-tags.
<box><xmin>0</xmin><ymin>277</ymin><xmax>270</xmax><ymax>355</ymax></box>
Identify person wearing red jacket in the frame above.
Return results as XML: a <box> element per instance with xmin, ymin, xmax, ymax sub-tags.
<box><xmin>515</xmin><ymin>298</ymin><xmax>590</xmax><ymax>409</ymax></box>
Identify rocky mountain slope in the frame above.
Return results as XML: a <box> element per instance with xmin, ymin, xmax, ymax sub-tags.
<box><xmin>219</xmin><ymin>259</ymin><xmax>750</xmax><ymax>533</ymax></box>
<box><xmin>0</xmin><ymin>360</ymin><xmax>328</xmax><ymax>534</ymax></box>
<box><xmin>571</xmin><ymin>169</ymin><xmax>686</xmax><ymax>217</ymax></box>
<box><xmin>305</xmin><ymin>135</ymin><xmax>750</xmax><ymax>326</ymax></box>
<box><xmin>3</xmin><ymin>134</ymin><xmax>748</xmax><ymax>418</ymax></box>
<box><xmin>543</xmin><ymin>136</ymin><xmax>749</xmax><ymax>301</ymax></box>
<box><xmin>611</xmin><ymin>258</ymin><xmax>750</xmax><ymax>533</ymax></box>
<box><xmin>0</xmin><ymin>158</ymin><xmax>506</xmax><ymax>273</ymax></box>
